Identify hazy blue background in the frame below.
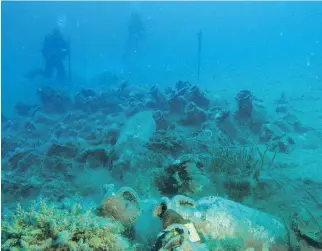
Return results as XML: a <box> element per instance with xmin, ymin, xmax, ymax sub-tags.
<box><xmin>2</xmin><ymin>1</ymin><xmax>322</xmax><ymax>115</ymax></box>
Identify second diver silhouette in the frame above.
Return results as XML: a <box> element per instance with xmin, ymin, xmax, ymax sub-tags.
<box><xmin>197</xmin><ymin>30</ymin><xmax>202</xmax><ymax>80</ymax></box>
<box><xmin>122</xmin><ymin>12</ymin><xmax>145</xmax><ymax>61</ymax></box>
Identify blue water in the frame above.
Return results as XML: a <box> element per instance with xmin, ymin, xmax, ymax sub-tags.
<box><xmin>2</xmin><ymin>1</ymin><xmax>322</xmax><ymax>250</ymax></box>
<box><xmin>2</xmin><ymin>1</ymin><xmax>322</xmax><ymax>114</ymax></box>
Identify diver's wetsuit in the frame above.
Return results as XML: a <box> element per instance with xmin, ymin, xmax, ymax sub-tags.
<box><xmin>27</xmin><ymin>29</ymin><xmax>69</xmax><ymax>81</ymax></box>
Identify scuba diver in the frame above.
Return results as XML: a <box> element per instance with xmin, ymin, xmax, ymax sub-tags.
<box><xmin>122</xmin><ymin>12</ymin><xmax>145</xmax><ymax>60</ymax></box>
<box><xmin>26</xmin><ymin>28</ymin><xmax>69</xmax><ymax>82</ymax></box>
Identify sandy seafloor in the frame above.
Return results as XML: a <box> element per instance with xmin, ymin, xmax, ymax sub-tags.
<box><xmin>1</xmin><ymin>56</ymin><xmax>322</xmax><ymax>250</ymax></box>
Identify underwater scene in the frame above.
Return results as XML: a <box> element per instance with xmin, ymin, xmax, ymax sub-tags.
<box><xmin>1</xmin><ymin>1</ymin><xmax>322</xmax><ymax>250</ymax></box>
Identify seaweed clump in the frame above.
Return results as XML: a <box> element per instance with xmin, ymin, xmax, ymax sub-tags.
<box><xmin>2</xmin><ymin>199</ymin><xmax>132</xmax><ymax>251</ymax></box>
<box><xmin>147</xmin><ymin>129</ymin><xmax>184</xmax><ymax>155</ymax></box>
<box><xmin>155</xmin><ymin>159</ymin><xmax>210</xmax><ymax>197</ymax></box>
<box><xmin>210</xmin><ymin>146</ymin><xmax>269</xmax><ymax>202</ymax></box>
